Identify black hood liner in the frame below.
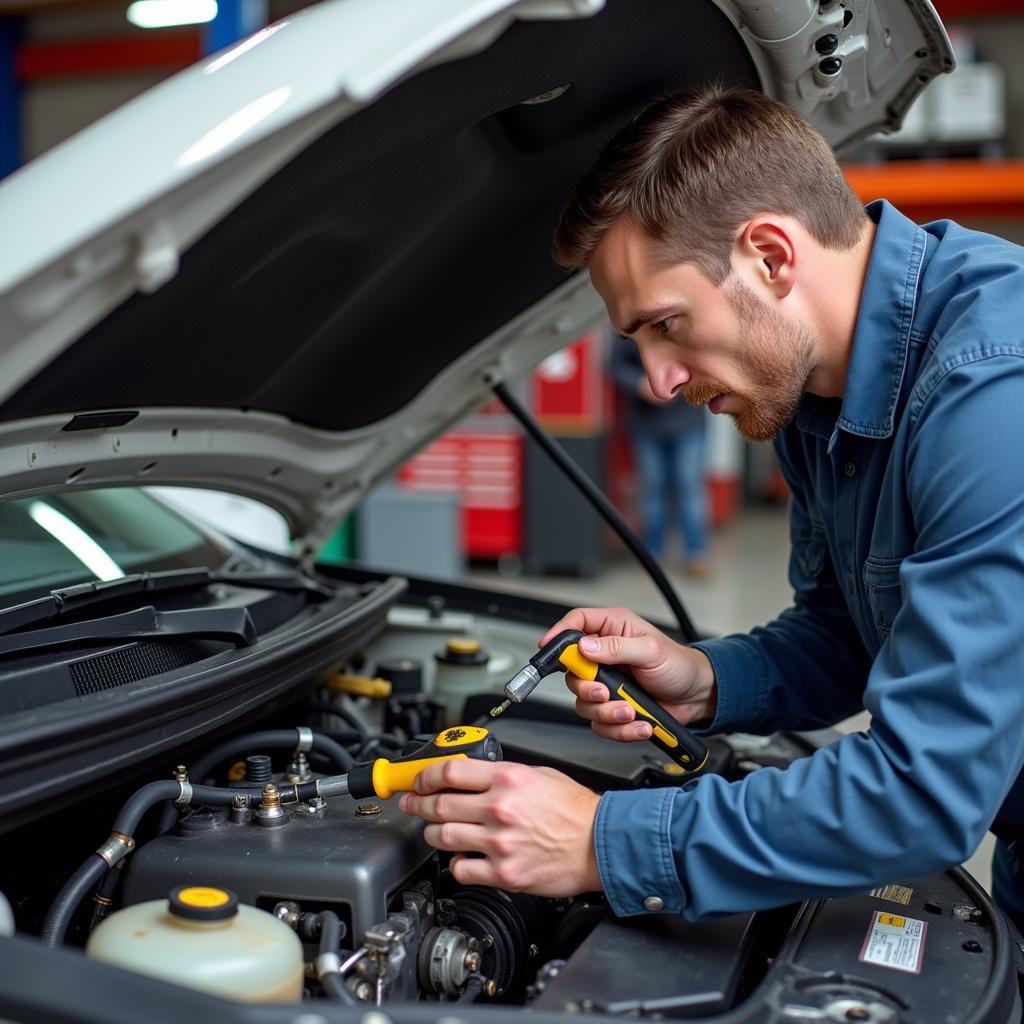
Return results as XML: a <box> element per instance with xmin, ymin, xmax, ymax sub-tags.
<box><xmin>0</xmin><ymin>0</ymin><xmax>758</xmax><ymax>432</ymax></box>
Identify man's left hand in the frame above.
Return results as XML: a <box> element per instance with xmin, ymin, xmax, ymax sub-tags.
<box><xmin>398</xmin><ymin>759</ymin><xmax>603</xmax><ymax>897</ymax></box>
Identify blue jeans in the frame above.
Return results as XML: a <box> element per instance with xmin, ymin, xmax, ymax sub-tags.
<box><xmin>631</xmin><ymin>431</ymin><xmax>709</xmax><ymax>559</ymax></box>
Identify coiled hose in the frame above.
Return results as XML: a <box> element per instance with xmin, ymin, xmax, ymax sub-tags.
<box><xmin>156</xmin><ymin>728</ymin><xmax>353</xmax><ymax>834</ymax></box>
<box><xmin>43</xmin><ymin>779</ymin><xmax>306</xmax><ymax>946</ymax></box>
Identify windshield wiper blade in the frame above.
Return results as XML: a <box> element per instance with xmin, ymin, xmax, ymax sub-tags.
<box><xmin>0</xmin><ymin>567</ymin><xmax>334</xmax><ymax>637</ymax></box>
<box><xmin>0</xmin><ymin>605</ymin><xmax>258</xmax><ymax>659</ymax></box>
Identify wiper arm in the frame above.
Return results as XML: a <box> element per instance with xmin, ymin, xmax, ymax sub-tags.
<box><xmin>0</xmin><ymin>605</ymin><xmax>258</xmax><ymax>659</ymax></box>
<box><xmin>0</xmin><ymin>567</ymin><xmax>334</xmax><ymax>637</ymax></box>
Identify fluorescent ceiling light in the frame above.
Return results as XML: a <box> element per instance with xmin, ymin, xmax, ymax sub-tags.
<box><xmin>28</xmin><ymin>501</ymin><xmax>124</xmax><ymax>582</ymax></box>
<box><xmin>127</xmin><ymin>0</ymin><xmax>218</xmax><ymax>29</ymax></box>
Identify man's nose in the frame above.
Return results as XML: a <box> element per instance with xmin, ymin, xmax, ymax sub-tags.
<box><xmin>640</xmin><ymin>347</ymin><xmax>690</xmax><ymax>399</ymax></box>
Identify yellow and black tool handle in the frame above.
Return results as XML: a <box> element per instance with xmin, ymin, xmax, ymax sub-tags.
<box><xmin>557</xmin><ymin>643</ymin><xmax>708</xmax><ymax>772</ymax></box>
<box><xmin>347</xmin><ymin>725</ymin><xmax>502</xmax><ymax>800</ymax></box>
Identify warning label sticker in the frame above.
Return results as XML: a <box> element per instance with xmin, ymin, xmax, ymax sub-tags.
<box><xmin>869</xmin><ymin>884</ymin><xmax>913</xmax><ymax>906</ymax></box>
<box><xmin>859</xmin><ymin>911</ymin><xmax>927</xmax><ymax>974</ymax></box>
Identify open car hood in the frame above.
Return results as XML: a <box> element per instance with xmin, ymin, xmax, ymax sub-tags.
<box><xmin>0</xmin><ymin>0</ymin><xmax>952</xmax><ymax>553</ymax></box>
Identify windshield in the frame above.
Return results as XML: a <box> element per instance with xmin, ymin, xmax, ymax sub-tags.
<box><xmin>0</xmin><ymin>488</ymin><xmax>231</xmax><ymax>603</ymax></box>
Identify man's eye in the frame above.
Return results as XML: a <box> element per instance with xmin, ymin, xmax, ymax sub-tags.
<box><xmin>653</xmin><ymin>318</ymin><xmax>673</xmax><ymax>334</ymax></box>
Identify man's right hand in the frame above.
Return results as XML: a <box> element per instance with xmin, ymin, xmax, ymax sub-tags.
<box><xmin>540</xmin><ymin>608</ymin><xmax>717</xmax><ymax>743</ymax></box>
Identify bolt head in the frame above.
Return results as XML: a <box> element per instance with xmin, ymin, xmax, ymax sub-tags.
<box><xmin>232</xmin><ymin>793</ymin><xmax>247</xmax><ymax>808</ymax></box>
<box><xmin>815</xmin><ymin>33</ymin><xmax>839</xmax><ymax>54</ymax></box>
<box><xmin>818</xmin><ymin>56</ymin><xmax>842</xmax><ymax>75</ymax></box>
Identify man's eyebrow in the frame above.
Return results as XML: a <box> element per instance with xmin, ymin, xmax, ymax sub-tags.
<box><xmin>620</xmin><ymin>307</ymin><xmax>677</xmax><ymax>338</ymax></box>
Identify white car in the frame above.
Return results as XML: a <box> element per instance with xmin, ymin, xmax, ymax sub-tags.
<box><xmin>3</xmin><ymin>3</ymin><xmax>1001</xmax><ymax>1023</ymax></box>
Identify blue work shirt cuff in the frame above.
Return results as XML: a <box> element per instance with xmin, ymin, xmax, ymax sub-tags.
<box><xmin>690</xmin><ymin>637</ymin><xmax>768</xmax><ymax>735</ymax></box>
<box><xmin>594</xmin><ymin>787</ymin><xmax>687</xmax><ymax>916</ymax></box>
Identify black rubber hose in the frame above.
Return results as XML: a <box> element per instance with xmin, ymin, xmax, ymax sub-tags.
<box><xmin>354</xmin><ymin>734</ymin><xmax>404</xmax><ymax>761</ymax></box>
<box><xmin>457</xmin><ymin>975</ymin><xmax>485</xmax><ymax>1004</ymax></box>
<box><xmin>492</xmin><ymin>381</ymin><xmax>698</xmax><ymax>642</ymax></box>
<box><xmin>45</xmin><ymin>778</ymin><xmax>320</xmax><ymax>946</ymax></box>
<box><xmin>304</xmin><ymin>703</ymin><xmax>368</xmax><ymax>738</ymax></box>
<box><xmin>113</xmin><ymin>780</ymin><xmax>181</xmax><ymax>835</ymax></box>
<box><xmin>189</xmin><ymin>730</ymin><xmax>354</xmax><ymax>784</ymax></box>
<box><xmin>318</xmin><ymin>910</ymin><xmax>341</xmax><ymax>955</ymax></box>
<box><xmin>321</xmin><ymin>972</ymin><xmax>358</xmax><ymax>1004</ymax></box>
<box><xmin>157</xmin><ymin>729</ymin><xmax>353</xmax><ymax>833</ymax></box>
<box><xmin>318</xmin><ymin>912</ymin><xmax>357</xmax><ymax>1005</ymax></box>
<box><xmin>312</xmin><ymin>733</ymin><xmax>355</xmax><ymax>771</ymax></box>
<box><xmin>41</xmin><ymin>854</ymin><xmax>107</xmax><ymax>947</ymax></box>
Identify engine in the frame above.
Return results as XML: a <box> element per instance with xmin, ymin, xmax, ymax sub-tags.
<box><xmin>115</xmin><ymin>762</ymin><xmax>558</xmax><ymax>1004</ymax></box>
<box><xmin>16</xmin><ymin>627</ymin><xmax>1017</xmax><ymax>1024</ymax></box>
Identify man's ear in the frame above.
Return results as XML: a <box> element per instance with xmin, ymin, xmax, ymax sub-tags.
<box><xmin>736</xmin><ymin>219</ymin><xmax>796</xmax><ymax>298</ymax></box>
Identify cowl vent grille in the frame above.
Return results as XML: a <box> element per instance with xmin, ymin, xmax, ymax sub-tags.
<box><xmin>70</xmin><ymin>640</ymin><xmax>212</xmax><ymax>696</ymax></box>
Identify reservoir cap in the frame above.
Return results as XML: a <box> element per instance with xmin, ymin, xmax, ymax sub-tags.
<box><xmin>169</xmin><ymin>885</ymin><xmax>238</xmax><ymax>922</ymax></box>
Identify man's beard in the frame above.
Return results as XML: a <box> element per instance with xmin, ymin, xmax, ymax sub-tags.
<box><xmin>682</xmin><ymin>277</ymin><xmax>816</xmax><ymax>442</ymax></box>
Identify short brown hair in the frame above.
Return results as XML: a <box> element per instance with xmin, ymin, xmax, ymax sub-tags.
<box><xmin>552</xmin><ymin>83</ymin><xmax>866</xmax><ymax>283</ymax></box>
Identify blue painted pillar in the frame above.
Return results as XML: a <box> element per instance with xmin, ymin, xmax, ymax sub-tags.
<box><xmin>202</xmin><ymin>0</ymin><xmax>267</xmax><ymax>56</ymax></box>
<box><xmin>0</xmin><ymin>15</ymin><xmax>22</xmax><ymax>179</ymax></box>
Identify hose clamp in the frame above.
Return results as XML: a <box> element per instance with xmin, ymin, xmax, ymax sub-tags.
<box><xmin>96</xmin><ymin>832</ymin><xmax>136</xmax><ymax>868</ymax></box>
<box><xmin>295</xmin><ymin>727</ymin><xmax>314</xmax><ymax>753</ymax></box>
<box><xmin>316</xmin><ymin>952</ymin><xmax>342</xmax><ymax>978</ymax></box>
<box><xmin>178</xmin><ymin>781</ymin><xmax>193</xmax><ymax>805</ymax></box>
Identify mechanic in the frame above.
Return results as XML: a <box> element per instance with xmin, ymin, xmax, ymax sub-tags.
<box><xmin>399</xmin><ymin>83</ymin><xmax>1024</xmax><ymax>926</ymax></box>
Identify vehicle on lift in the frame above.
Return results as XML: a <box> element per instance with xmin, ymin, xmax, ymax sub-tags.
<box><xmin>3</xmin><ymin>2</ymin><xmax>1011</xmax><ymax>1023</ymax></box>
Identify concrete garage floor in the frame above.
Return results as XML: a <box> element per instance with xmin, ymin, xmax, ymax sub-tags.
<box><xmin>466</xmin><ymin>505</ymin><xmax>996</xmax><ymax>893</ymax></box>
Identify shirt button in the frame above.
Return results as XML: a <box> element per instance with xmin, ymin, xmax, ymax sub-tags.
<box><xmin>844</xmin><ymin>462</ymin><xmax>857</xmax><ymax>477</ymax></box>
<box><xmin>644</xmin><ymin>896</ymin><xmax>664</xmax><ymax>912</ymax></box>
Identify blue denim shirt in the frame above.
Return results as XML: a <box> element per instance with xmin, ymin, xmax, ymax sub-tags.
<box><xmin>594</xmin><ymin>200</ymin><xmax>1024</xmax><ymax>921</ymax></box>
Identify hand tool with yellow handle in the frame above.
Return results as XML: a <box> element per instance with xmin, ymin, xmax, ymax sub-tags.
<box><xmin>315</xmin><ymin>726</ymin><xmax>502</xmax><ymax>800</ymax></box>
<box><xmin>490</xmin><ymin>628</ymin><xmax>708</xmax><ymax>772</ymax></box>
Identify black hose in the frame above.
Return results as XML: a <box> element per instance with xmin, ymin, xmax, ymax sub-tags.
<box><xmin>304</xmin><ymin>703</ymin><xmax>368</xmax><ymax>738</ymax></box>
<box><xmin>492</xmin><ymin>381</ymin><xmax>698</xmax><ymax>642</ymax></box>
<box><xmin>157</xmin><ymin>728</ymin><xmax>353</xmax><ymax>833</ymax></box>
<box><xmin>318</xmin><ymin>911</ymin><xmax>341</xmax><ymax>956</ymax></box>
<box><xmin>41</xmin><ymin>854</ymin><xmax>107</xmax><ymax>947</ymax></box>
<box><xmin>321</xmin><ymin>972</ymin><xmax>358</xmax><ymax>1004</ymax></box>
<box><xmin>88</xmin><ymin>861</ymin><xmax>123</xmax><ymax>931</ymax></box>
<box><xmin>456</xmin><ymin>975</ymin><xmax>485</xmax><ymax>1003</ymax></box>
<box><xmin>312</xmin><ymin>733</ymin><xmax>355</xmax><ymax>771</ymax></box>
<box><xmin>114</xmin><ymin>780</ymin><xmax>181</xmax><ymax>835</ymax></box>
<box><xmin>355</xmin><ymin>734</ymin><xmax>403</xmax><ymax>761</ymax></box>
<box><xmin>46</xmin><ymin>778</ymin><xmax>320</xmax><ymax>946</ymax></box>
<box><xmin>318</xmin><ymin>911</ymin><xmax>357</xmax><ymax>1005</ymax></box>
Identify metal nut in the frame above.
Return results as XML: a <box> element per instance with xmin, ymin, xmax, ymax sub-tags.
<box><xmin>356</xmin><ymin>802</ymin><xmax>382</xmax><ymax>816</ymax></box>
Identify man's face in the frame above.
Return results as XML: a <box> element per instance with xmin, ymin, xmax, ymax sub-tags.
<box><xmin>589</xmin><ymin>218</ymin><xmax>817</xmax><ymax>442</ymax></box>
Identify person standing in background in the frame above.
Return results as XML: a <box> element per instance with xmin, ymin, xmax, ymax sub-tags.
<box><xmin>609</xmin><ymin>330</ymin><xmax>711</xmax><ymax>577</ymax></box>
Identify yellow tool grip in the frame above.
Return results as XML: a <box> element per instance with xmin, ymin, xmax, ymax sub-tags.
<box><xmin>346</xmin><ymin>726</ymin><xmax>503</xmax><ymax>800</ymax></box>
<box><xmin>371</xmin><ymin>753</ymin><xmax>468</xmax><ymax>800</ymax></box>
<box><xmin>556</xmin><ymin>643</ymin><xmax>707</xmax><ymax>772</ymax></box>
<box><xmin>558</xmin><ymin>644</ymin><xmax>599</xmax><ymax>680</ymax></box>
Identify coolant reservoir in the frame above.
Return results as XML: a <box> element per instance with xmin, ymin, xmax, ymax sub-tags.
<box><xmin>434</xmin><ymin>637</ymin><xmax>490</xmax><ymax>725</ymax></box>
<box><xmin>86</xmin><ymin>885</ymin><xmax>304</xmax><ymax>1002</ymax></box>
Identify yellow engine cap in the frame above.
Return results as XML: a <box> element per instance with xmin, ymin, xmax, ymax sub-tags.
<box><xmin>169</xmin><ymin>886</ymin><xmax>238</xmax><ymax>921</ymax></box>
<box><xmin>446</xmin><ymin>638</ymin><xmax>481</xmax><ymax>655</ymax></box>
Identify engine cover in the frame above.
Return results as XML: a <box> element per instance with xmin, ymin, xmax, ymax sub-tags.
<box><xmin>122</xmin><ymin>798</ymin><xmax>434</xmax><ymax>942</ymax></box>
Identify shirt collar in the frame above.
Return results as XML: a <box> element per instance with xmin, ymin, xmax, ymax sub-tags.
<box><xmin>835</xmin><ymin>199</ymin><xmax>926</xmax><ymax>439</ymax></box>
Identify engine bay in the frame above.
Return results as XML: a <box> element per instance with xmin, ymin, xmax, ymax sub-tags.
<box><xmin>0</xmin><ymin>571</ymin><xmax>1018</xmax><ymax>1024</ymax></box>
